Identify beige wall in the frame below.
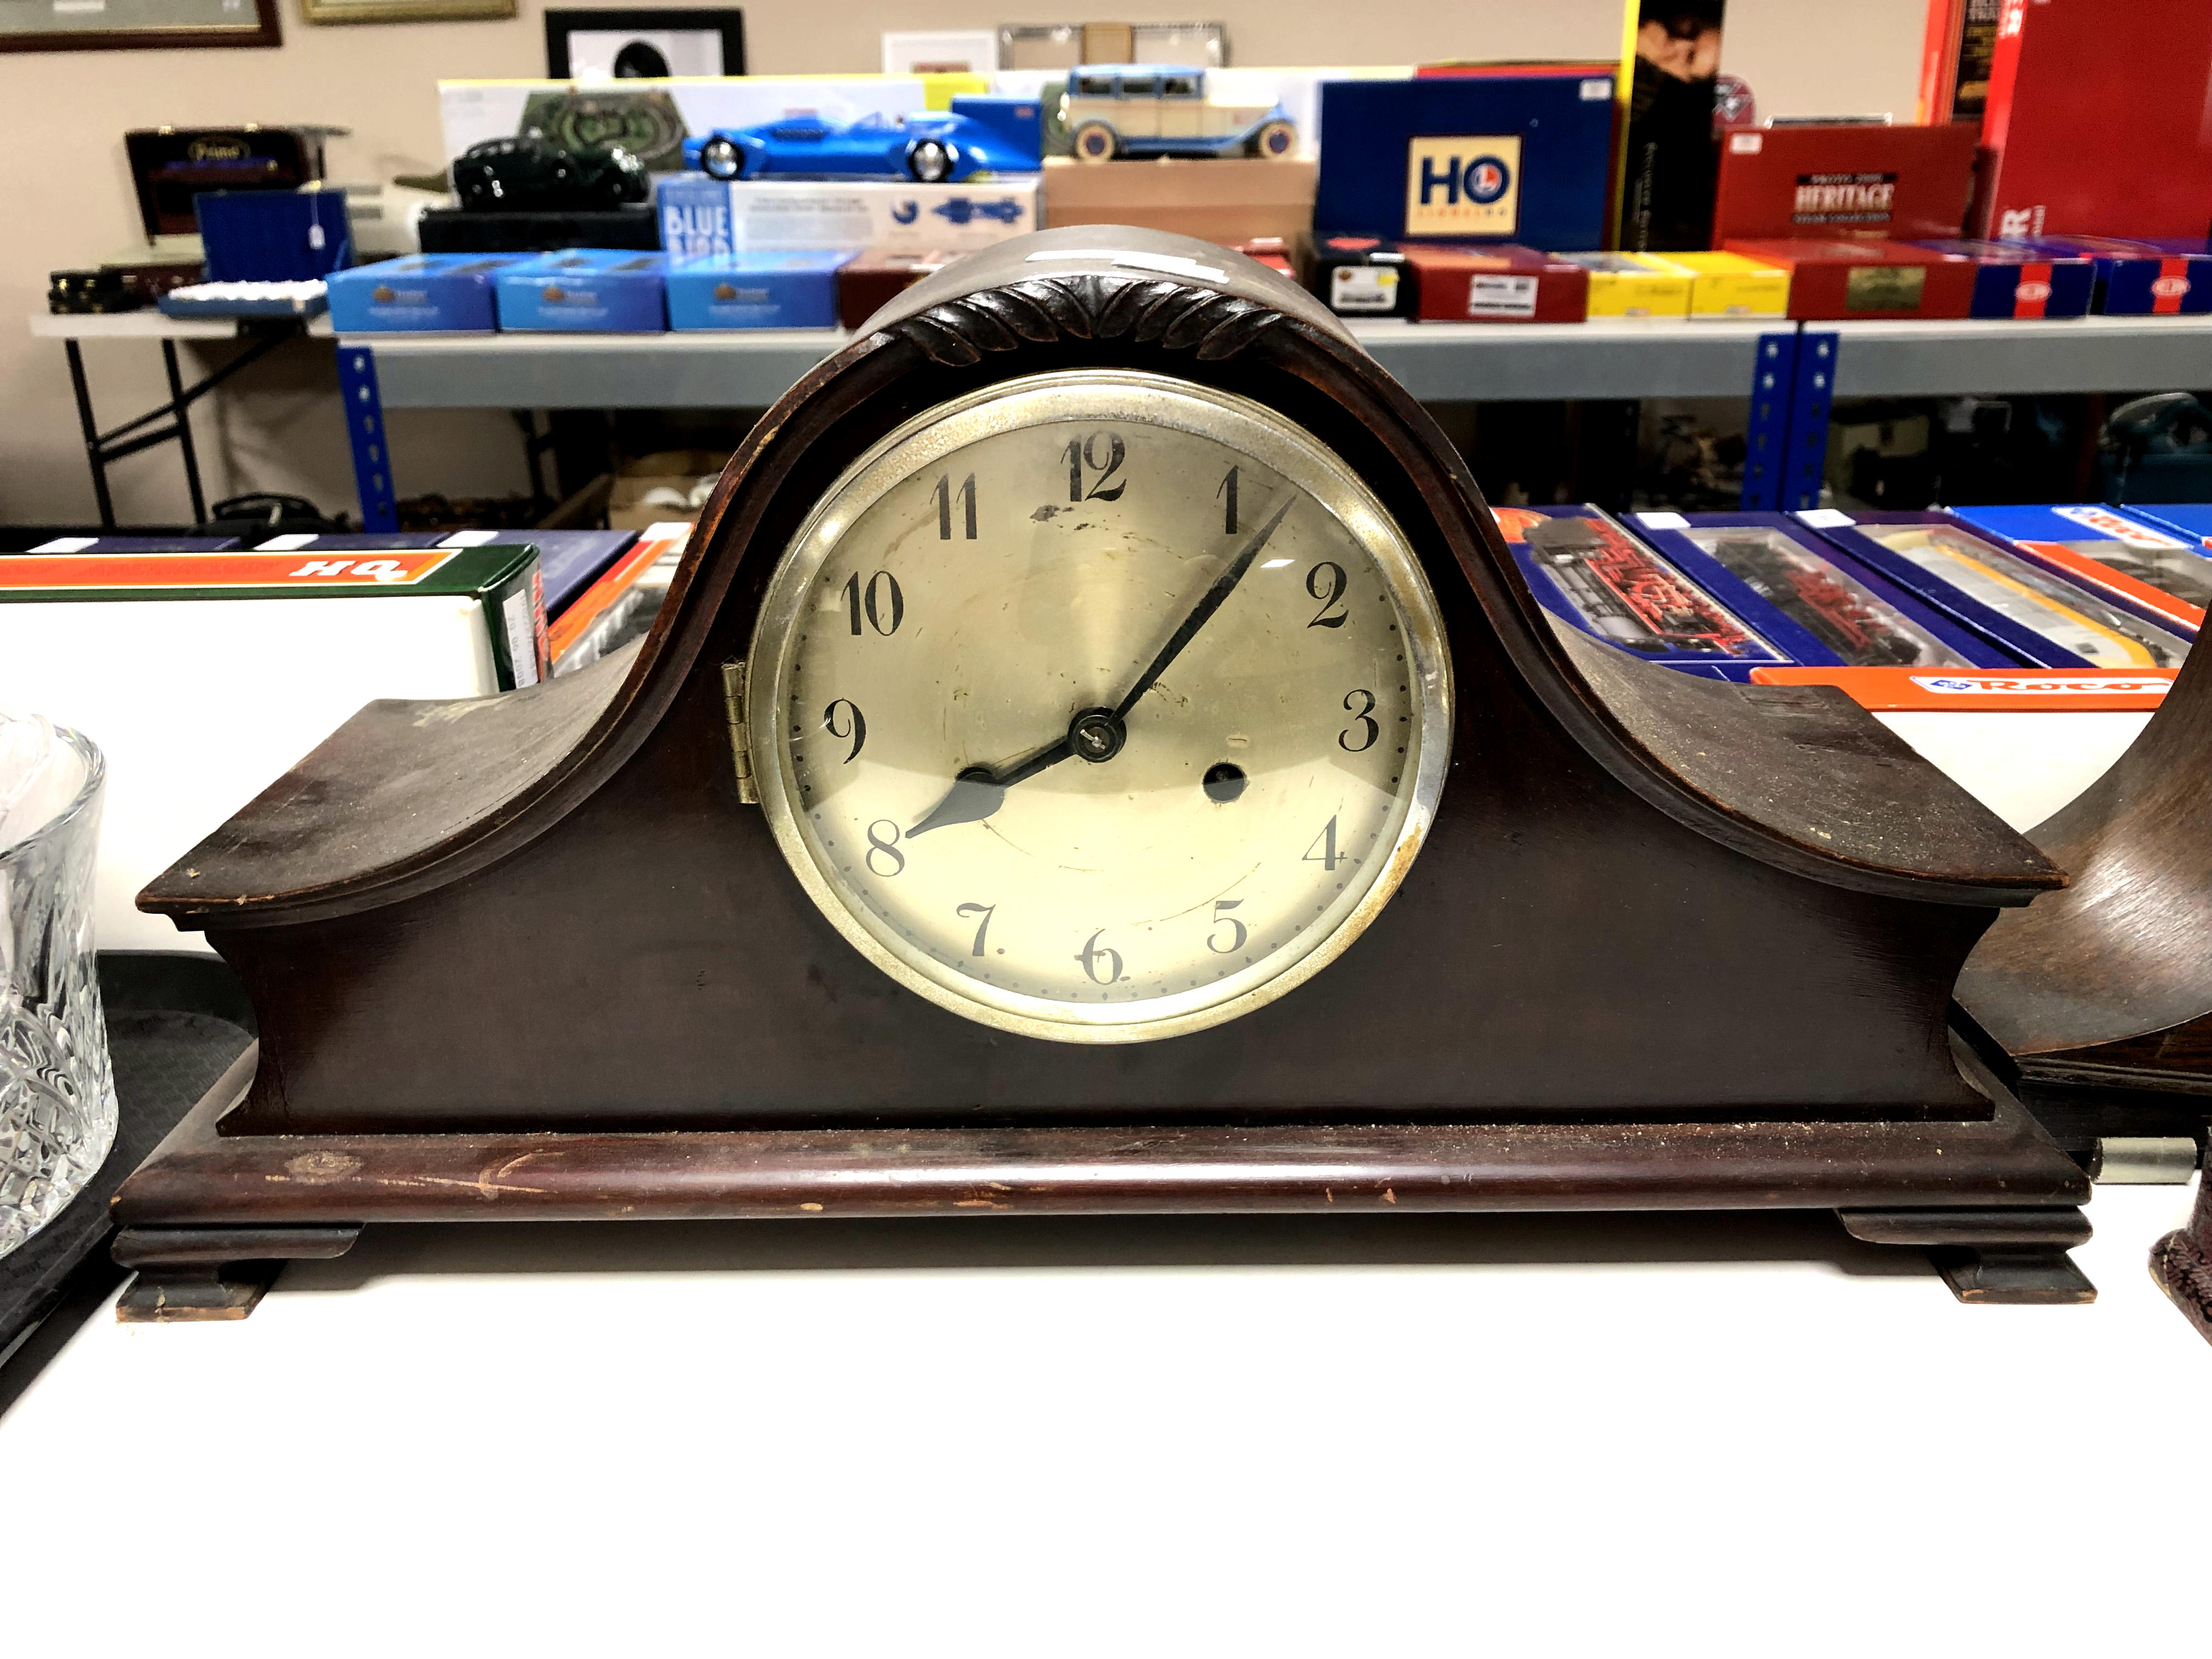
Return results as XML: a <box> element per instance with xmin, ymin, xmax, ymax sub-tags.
<box><xmin>1</xmin><ymin>0</ymin><xmax>1926</xmax><ymax>526</ymax></box>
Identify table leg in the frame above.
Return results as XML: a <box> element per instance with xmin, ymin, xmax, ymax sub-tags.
<box><xmin>63</xmin><ymin>338</ymin><xmax>117</xmax><ymax>528</ymax></box>
<box><xmin>160</xmin><ymin>338</ymin><xmax>208</xmax><ymax>523</ymax></box>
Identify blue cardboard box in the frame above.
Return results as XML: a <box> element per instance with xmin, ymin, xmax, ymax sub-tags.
<box><xmin>1948</xmin><ymin>503</ymin><xmax>2210</xmax><ymax>627</ymax></box>
<box><xmin>22</xmin><ymin>535</ymin><xmax>242</xmax><ymax>552</ymax></box>
<box><xmin>666</xmin><ymin>251</ymin><xmax>854</xmax><ymax>330</ymax></box>
<box><xmin>1628</xmin><ymin>511</ymin><xmax>2013</xmax><ymax>668</ymax></box>
<box><xmin>495</xmin><ymin>251</ymin><xmax>667</xmax><ymax>332</ymax></box>
<box><xmin>2015</xmin><ymin>235</ymin><xmax>2212</xmax><ymax>314</ymax></box>
<box><xmin>328</xmin><ymin>254</ymin><xmax>523</xmax><ymax>332</ymax></box>
<box><xmin>1493</xmin><ymin>504</ymin><xmax>1791</xmax><ymax>680</ymax></box>
<box><xmin>196</xmin><ymin>187</ymin><xmax>351</xmax><ymax>282</ymax></box>
<box><xmin>1314</xmin><ymin>70</ymin><xmax>1616</xmax><ymax>252</ymax></box>
<box><xmin>1791</xmin><ymin>508</ymin><xmax>2191</xmax><ymax>669</ymax></box>
<box><xmin>1905</xmin><ymin>240</ymin><xmax>2094</xmax><ymax>319</ymax></box>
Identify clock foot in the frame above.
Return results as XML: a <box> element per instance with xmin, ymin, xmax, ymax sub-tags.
<box><xmin>112</xmin><ymin>1224</ymin><xmax>362</xmax><ymax>1323</ymax></box>
<box><xmin>1836</xmin><ymin>1205</ymin><xmax>2097</xmax><ymax>1304</ymax></box>
<box><xmin>2149</xmin><ymin>1176</ymin><xmax>2212</xmax><ymax>1346</ymax></box>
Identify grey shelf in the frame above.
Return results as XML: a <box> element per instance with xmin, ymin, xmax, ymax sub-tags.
<box><xmin>1825</xmin><ymin>315</ymin><xmax>2212</xmax><ymax>399</ymax></box>
<box><xmin>345</xmin><ymin>317</ymin><xmax>1784</xmax><ymax>411</ymax></box>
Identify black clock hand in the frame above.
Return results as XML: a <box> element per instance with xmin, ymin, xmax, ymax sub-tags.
<box><xmin>906</xmin><ymin>736</ymin><xmax>1071</xmax><ymax>838</ymax></box>
<box><xmin>1112</xmin><ymin>495</ymin><xmax>1295</xmax><ymax>719</ymax></box>
<box><xmin>909</xmin><ymin>497</ymin><xmax>1292</xmax><ymax>838</ymax></box>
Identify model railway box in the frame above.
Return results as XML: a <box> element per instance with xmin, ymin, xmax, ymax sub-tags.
<box><xmin>666</xmin><ymin>250</ymin><xmax>853</xmax><ymax>330</ymax></box>
<box><xmin>2010</xmin><ymin>236</ymin><xmax>2212</xmax><ymax>317</ymax></box>
<box><xmin>494</xmin><ymin>251</ymin><xmax>668</xmax><ymax>331</ymax></box>
<box><xmin>1792</xmin><ymin>508</ymin><xmax>2191</xmax><ymax>671</ymax></box>
<box><xmin>1311</xmin><ymin>238</ymin><xmax>1416</xmax><ymax>318</ymax></box>
<box><xmin>1314</xmin><ymin>70</ymin><xmax>1616</xmax><ymax>252</ymax></box>
<box><xmin>23</xmin><ymin>535</ymin><xmax>242</xmax><ymax>552</ymax></box>
<box><xmin>1400</xmin><ymin>243</ymin><xmax>1589</xmax><ymax>323</ymax></box>
<box><xmin>837</xmin><ymin>247</ymin><xmax>955</xmax><ymax>329</ymax></box>
<box><xmin>1902</xmin><ymin>238</ymin><xmax>2092</xmax><ymax>318</ymax></box>
<box><xmin>1945</xmin><ymin>504</ymin><xmax>2209</xmax><ymax>633</ymax></box>
<box><xmin>1974</xmin><ymin>0</ymin><xmax>2212</xmax><ymax>241</ymax></box>
<box><xmin>1042</xmin><ymin>156</ymin><xmax>1318</xmax><ymax>245</ymax></box>
<box><xmin>328</xmin><ymin>254</ymin><xmax>525</xmax><ymax>332</ymax></box>
<box><xmin>1656</xmin><ymin>250</ymin><xmax>1791</xmax><ymax>319</ymax></box>
<box><xmin>1713</xmin><ymin>122</ymin><xmax>1977</xmax><ymax>244</ymax></box>
<box><xmin>1628</xmin><ymin>511</ymin><xmax>2008</xmax><ymax>669</ymax></box>
<box><xmin>1720</xmin><ymin>238</ymin><xmax>1974</xmax><ymax>320</ymax></box>
<box><xmin>1491</xmin><ymin>504</ymin><xmax>1789</xmax><ymax>681</ymax></box>
<box><xmin>0</xmin><ymin>543</ymin><xmax>546</xmax><ymax>954</ymax></box>
<box><xmin>1551</xmin><ymin>252</ymin><xmax>1691</xmax><ymax>318</ymax></box>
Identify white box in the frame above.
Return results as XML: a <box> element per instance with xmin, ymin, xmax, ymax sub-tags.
<box><xmin>0</xmin><ymin>547</ymin><xmax>543</xmax><ymax>953</ymax></box>
<box><xmin>656</xmin><ymin>172</ymin><xmax>1043</xmax><ymax>256</ymax></box>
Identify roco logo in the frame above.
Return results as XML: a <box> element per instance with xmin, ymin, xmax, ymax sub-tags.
<box><xmin>2015</xmin><ymin>279</ymin><xmax>2051</xmax><ymax>302</ymax></box>
<box><xmin>2151</xmin><ymin>275</ymin><xmax>2191</xmax><ymax>298</ymax></box>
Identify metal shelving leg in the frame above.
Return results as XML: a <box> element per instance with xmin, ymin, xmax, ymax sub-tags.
<box><xmin>1779</xmin><ymin>331</ymin><xmax>1839</xmax><ymax>511</ymax></box>
<box><xmin>337</xmin><ymin>345</ymin><xmax>399</xmax><ymax>533</ymax></box>
<box><xmin>1740</xmin><ymin>329</ymin><xmax>1799</xmax><ymax>511</ymax></box>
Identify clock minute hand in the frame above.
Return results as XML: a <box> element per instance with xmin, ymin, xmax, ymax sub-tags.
<box><xmin>1112</xmin><ymin>496</ymin><xmax>1295</xmax><ymax>720</ymax></box>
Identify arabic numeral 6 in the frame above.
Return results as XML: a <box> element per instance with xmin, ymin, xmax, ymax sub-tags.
<box><xmin>1076</xmin><ymin>929</ymin><xmax>1123</xmax><ymax>985</ymax></box>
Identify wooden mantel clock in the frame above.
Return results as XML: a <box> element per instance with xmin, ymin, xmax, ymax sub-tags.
<box><xmin>114</xmin><ymin>227</ymin><xmax>2100</xmax><ymax>1319</ymax></box>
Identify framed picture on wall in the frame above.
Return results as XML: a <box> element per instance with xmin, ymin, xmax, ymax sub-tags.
<box><xmin>0</xmin><ymin>0</ymin><xmax>280</xmax><ymax>53</ymax></box>
<box><xmin>545</xmin><ymin>7</ymin><xmax>746</xmax><ymax>80</ymax></box>
<box><xmin>301</xmin><ymin>0</ymin><xmax>512</xmax><ymax>22</ymax></box>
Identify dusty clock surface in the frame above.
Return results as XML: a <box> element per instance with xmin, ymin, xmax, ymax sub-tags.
<box><xmin>746</xmin><ymin>370</ymin><xmax>1453</xmax><ymax>1042</ymax></box>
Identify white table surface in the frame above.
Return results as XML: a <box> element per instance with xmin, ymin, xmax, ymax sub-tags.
<box><xmin>3</xmin><ymin>709</ymin><xmax>2204</xmax><ymax>1657</ymax></box>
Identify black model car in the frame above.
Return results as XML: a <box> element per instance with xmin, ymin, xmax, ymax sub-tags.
<box><xmin>452</xmin><ymin>137</ymin><xmax>649</xmax><ymax>213</ymax></box>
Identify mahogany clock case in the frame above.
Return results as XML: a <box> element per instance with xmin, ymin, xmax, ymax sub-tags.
<box><xmin>110</xmin><ymin>228</ymin><xmax>2096</xmax><ymax>1313</ymax></box>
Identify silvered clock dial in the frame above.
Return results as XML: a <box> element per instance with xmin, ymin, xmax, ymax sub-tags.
<box><xmin>746</xmin><ymin>369</ymin><xmax>1453</xmax><ymax>1041</ymax></box>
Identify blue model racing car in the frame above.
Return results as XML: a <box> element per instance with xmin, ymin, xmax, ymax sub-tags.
<box><xmin>682</xmin><ymin>99</ymin><xmax>1042</xmax><ymax>184</ymax></box>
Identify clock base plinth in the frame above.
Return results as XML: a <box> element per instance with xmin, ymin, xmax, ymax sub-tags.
<box><xmin>109</xmin><ymin>1045</ymin><xmax>2098</xmax><ymax>1318</ymax></box>
<box><xmin>111</xmin><ymin>1222</ymin><xmax>363</xmax><ymax>1323</ymax></box>
<box><xmin>2149</xmin><ymin>1177</ymin><xmax>2212</xmax><ymax>1348</ymax></box>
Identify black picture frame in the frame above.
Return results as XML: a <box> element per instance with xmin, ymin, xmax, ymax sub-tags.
<box><xmin>1</xmin><ymin>0</ymin><xmax>279</xmax><ymax>54</ymax></box>
<box><xmin>544</xmin><ymin>7</ymin><xmax>744</xmax><ymax>78</ymax></box>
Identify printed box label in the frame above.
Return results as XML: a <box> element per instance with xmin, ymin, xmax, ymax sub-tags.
<box><xmin>1403</xmin><ymin>134</ymin><xmax>1522</xmax><ymax>238</ymax></box>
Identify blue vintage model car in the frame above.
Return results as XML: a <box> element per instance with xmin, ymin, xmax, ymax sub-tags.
<box><xmin>682</xmin><ymin>99</ymin><xmax>1042</xmax><ymax>184</ymax></box>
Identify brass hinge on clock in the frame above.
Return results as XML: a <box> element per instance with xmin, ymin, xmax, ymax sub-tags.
<box><xmin>720</xmin><ymin>659</ymin><xmax>758</xmax><ymax>805</ymax></box>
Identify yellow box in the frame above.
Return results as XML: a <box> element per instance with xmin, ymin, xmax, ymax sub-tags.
<box><xmin>1550</xmin><ymin>252</ymin><xmax>1692</xmax><ymax>318</ymax></box>
<box><xmin>1649</xmin><ymin>251</ymin><xmax>1791</xmax><ymax>320</ymax></box>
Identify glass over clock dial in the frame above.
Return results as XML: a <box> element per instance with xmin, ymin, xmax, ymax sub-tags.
<box><xmin>746</xmin><ymin>370</ymin><xmax>1453</xmax><ymax>1042</ymax></box>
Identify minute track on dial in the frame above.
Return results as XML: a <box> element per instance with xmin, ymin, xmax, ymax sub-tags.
<box><xmin>902</xmin><ymin>494</ymin><xmax>1296</xmax><ymax>840</ymax></box>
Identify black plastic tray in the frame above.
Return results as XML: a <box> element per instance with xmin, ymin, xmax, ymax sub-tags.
<box><xmin>0</xmin><ymin>953</ymin><xmax>254</xmax><ymax>1412</ymax></box>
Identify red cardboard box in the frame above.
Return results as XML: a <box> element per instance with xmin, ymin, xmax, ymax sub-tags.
<box><xmin>1976</xmin><ymin>0</ymin><xmax>2212</xmax><ymax>240</ymax></box>
<box><xmin>1713</xmin><ymin>123</ymin><xmax>1976</xmax><ymax>242</ymax></box>
<box><xmin>1400</xmin><ymin>243</ymin><xmax>1589</xmax><ymax>323</ymax></box>
<box><xmin>1722</xmin><ymin>238</ymin><xmax>1974</xmax><ymax>320</ymax></box>
<box><xmin>837</xmin><ymin>249</ymin><xmax>955</xmax><ymax>332</ymax></box>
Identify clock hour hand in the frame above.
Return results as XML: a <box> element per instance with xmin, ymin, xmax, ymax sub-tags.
<box><xmin>906</xmin><ymin>735</ymin><xmax>1074</xmax><ymax>837</ymax></box>
<box><xmin>1113</xmin><ymin>495</ymin><xmax>1294</xmax><ymax>720</ymax></box>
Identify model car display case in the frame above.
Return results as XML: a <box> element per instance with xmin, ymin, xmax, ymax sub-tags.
<box><xmin>1945</xmin><ymin>504</ymin><xmax>2209</xmax><ymax>633</ymax></box>
<box><xmin>1491</xmin><ymin>505</ymin><xmax>1789</xmax><ymax>681</ymax></box>
<box><xmin>1628</xmin><ymin>511</ymin><xmax>2008</xmax><ymax>669</ymax></box>
<box><xmin>1795</xmin><ymin>509</ymin><xmax>2192</xmax><ymax>670</ymax></box>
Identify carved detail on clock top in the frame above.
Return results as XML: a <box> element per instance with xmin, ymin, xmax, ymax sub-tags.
<box><xmin>895</xmin><ymin>273</ymin><xmax>1284</xmax><ymax>368</ymax></box>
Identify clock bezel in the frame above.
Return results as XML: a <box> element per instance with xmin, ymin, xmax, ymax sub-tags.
<box><xmin>745</xmin><ymin>368</ymin><xmax>1456</xmax><ymax>1044</ymax></box>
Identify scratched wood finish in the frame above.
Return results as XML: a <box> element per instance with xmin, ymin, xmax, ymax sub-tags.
<box><xmin>1959</xmin><ymin>617</ymin><xmax>2212</xmax><ymax>1121</ymax></box>
<box><xmin>111</xmin><ymin>229</ymin><xmax>2094</xmax><ymax>1310</ymax></box>
<box><xmin>112</xmin><ymin>1043</ymin><xmax>2086</xmax><ymax>1228</ymax></box>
